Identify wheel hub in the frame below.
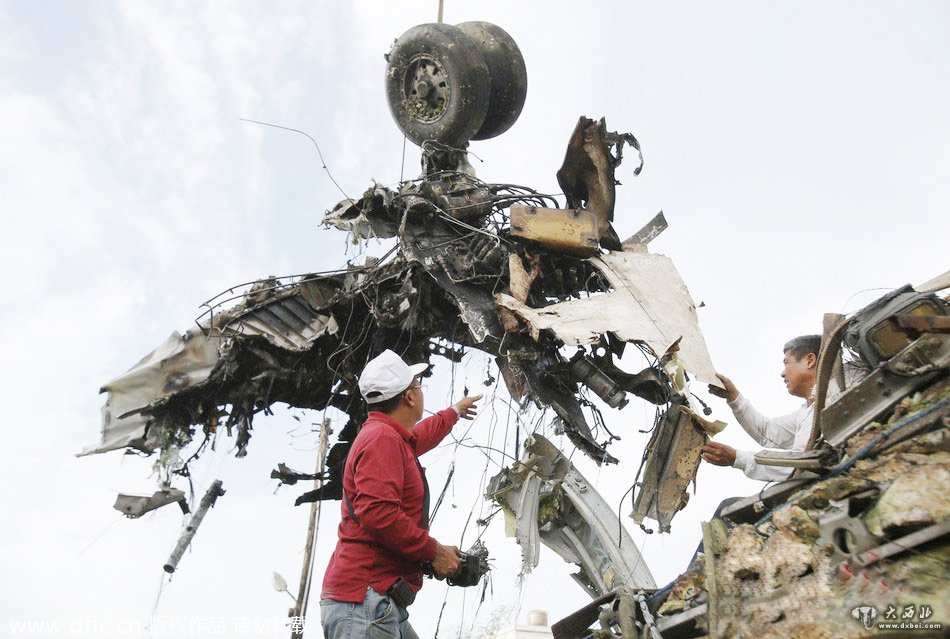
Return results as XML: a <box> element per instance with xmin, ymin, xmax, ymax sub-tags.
<box><xmin>403</xmin><ymin>55</ymin><xmax>449</xmax><ymax>123</ymax></box>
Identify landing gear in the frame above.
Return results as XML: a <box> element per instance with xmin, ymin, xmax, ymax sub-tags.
<box><xmin>385</xmin><ymin>22</ymin><xmax>527</xmax><ymax>148</ymax></box>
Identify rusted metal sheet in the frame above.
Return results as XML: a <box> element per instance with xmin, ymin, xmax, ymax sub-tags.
<box><xmin>507</xmin><ymin>252</ymin><xmax>540</xmax><ymax>302</ymax></box>
<box><xmin>509</xmin><ymin>204</ymin><xmax>600</xmax><ymax>257</ymax></box>
<box><xmin>555</xmin><ymin>116</ymin><xmax>641</xmax><ymax>251</ymax></box>
<box><xmin>631</xmin><ymin>395</ymin><xmax>706</xmax><ymax>532</ymax></box>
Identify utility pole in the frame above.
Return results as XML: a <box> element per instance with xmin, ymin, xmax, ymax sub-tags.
<box><xmin>290</xmin><ymin>419</ymin><xmax>330</xmax><ymax>638</ymax></box>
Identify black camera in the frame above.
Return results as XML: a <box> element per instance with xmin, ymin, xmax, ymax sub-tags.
<box><xmin>422</xmin><ymin>541</ymin><xmax>489</xmax><ymax>587</ymax></box>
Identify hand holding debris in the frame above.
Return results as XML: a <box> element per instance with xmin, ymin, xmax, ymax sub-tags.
<box><xmin>707</xmin><ymin>373</ymin><xmax>739</xmax><ymax>402</ymax></box>
<box><xmin>701</xmin><ymin>441</ymin><xmax>736</xmax><ymax>466</ymax></box>
<box><xmin>453</xmin><ymin>394</ymin><xmax>483</xmax><ymax>420</ymax></box>
<box><xmin>431</xmin><ymin>542</ymin><xmax>462</xmax><ymax>579</ymax></box>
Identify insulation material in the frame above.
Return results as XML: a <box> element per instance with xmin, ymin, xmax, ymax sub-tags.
<box><xmin>863</xmin><ymin>463</ymin><xmax>950</xmax><ymax>536</ymax></box>
<box><xmin>496</xmin><ymin>250</ymin><xmax>719</xmax><ymax>386</ymax></box>
<box><xmin>83</xmin><ymin>329</ymin><xmax>223</xmax><ymax>456</ymax></box>
<box><xmin>681</xmin><ymin>405</ymin><xmax>727</xmax><ymax>436</ymax></box>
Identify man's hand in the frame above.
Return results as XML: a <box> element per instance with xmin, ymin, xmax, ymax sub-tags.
<box><xmin>453</xmin><ymin>394</ymin><xmax>483</xmax><ymax>420</ymax></box>
<box><xmin>702</xmin><ymin>441</ymin><xmax>737</xmax><ymax>466</ymax></box>
<box><xmin>431</xmin><ymin>542</ymin><xmax>461</xmax><ymax>579</ymax></box>
<box><xmin>708</xmin><ymin>373</ymin><xmax>739</xmax><ymax>402</ymax></box>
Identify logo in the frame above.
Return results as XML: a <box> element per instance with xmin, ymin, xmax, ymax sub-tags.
<box><xmin>850</xmin><ymin>603</ymin><xmax>939</xmax><ymax>631</ymax></box>
<box><xmin>851</xmin><ymin>606</ymin><xmax>878</xmax><ymax>630</ymax></box>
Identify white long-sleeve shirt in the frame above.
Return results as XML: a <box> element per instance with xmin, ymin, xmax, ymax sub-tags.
<box><xmin>726</xmin><ymin>394</ymin><xmax>814</xmax><ymax>482</ymax></box>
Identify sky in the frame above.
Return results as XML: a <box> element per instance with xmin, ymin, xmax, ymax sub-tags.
<box><xmin>0</xmin><ymin>1</ymin><xmax>948</xmax><ymax>638</ymax></box>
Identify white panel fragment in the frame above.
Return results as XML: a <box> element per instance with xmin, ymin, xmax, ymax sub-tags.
<box><xmin>496</xmin><ymin>250</ymin><xmax>719</xmax><ymax>386</ymax></box>
<box><xmin>80</xmin><ymin>329</ymin><xmax>223</xmax><ymax>456</ymax></box>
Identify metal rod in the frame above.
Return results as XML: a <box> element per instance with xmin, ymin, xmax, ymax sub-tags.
<box><xmin>291</xmin><ymin>420</ymin><xmax>330</xmax><ymax>637</ymax></box>
<box><xmin>853</xmin><ymin>519</ymin><xmax>950</xmax><ymax>568</ymax></box>
<box><xmin>437</xmin><ymin>0</ymin><xmax>444</xmax><ymax>23</ymax></box>
<box><xmin>163</xmin><ymin>480</ymin><xmax>225</xmax><ymax>573</ymax></box>
<box><xmin>636</xmin><ymin>589</ymin><xmax>664</xmax><ymax>639</ymax></box>
<box><xmin>822</xmin><ymin>312</ymin><xmax>846</xmax><ymax>394</ymax></box>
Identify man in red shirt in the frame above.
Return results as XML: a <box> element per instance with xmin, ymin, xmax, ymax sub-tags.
<box><xmin>321</xmin><ymin>349</ymin><xmax>482</xmax><ymax>638</ymax></box>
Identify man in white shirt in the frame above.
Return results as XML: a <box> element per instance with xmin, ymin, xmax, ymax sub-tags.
<box><xmin>701</xmin><ymin>335</ymin><xmax>821</xmax><ymax>482</ymax></box>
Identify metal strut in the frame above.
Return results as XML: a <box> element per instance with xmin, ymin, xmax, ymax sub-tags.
<box><xmin>163</xmin><ymin>479</ymin><xmax>226</xmax><ymax>574</ymax></box>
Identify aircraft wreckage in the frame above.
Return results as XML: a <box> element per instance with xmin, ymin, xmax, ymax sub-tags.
<box><xmin>549</xmin><ymin>280</ymin><xmax>950</xmax><ymax>638</ymax></box>
<box><xmin>83</xmin><ymin>20</ymin><xmax>950</xmax><ymax>638</ymax></box>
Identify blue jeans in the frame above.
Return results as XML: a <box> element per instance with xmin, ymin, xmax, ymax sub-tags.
<box><xmin>321</xmin><ymin>586</ymin><xmax>418</xmax><ymax>639</ymax></box>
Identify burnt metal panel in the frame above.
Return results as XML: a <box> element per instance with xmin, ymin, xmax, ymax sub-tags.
<box><xmin>224</xmin><ymin>292</ymin><xmax>339</xmax><ymax>351</ymax></box>
<box><xmin>821</xmin><ymin>334</ymin><xmax>949</xmax><ymax>447</ymax></box>
<box><xmin>622</xmin><ymin>210</ymin><xmax>668</xmax><ymax>248</ymax></box>
<box><xmin>114</xmin><ymin>488</ymin><xmax>189</xmax><ymax>518</ymax></box>
<box><xmin>487</xmin><ymin>434</ymin><xmax>655</xmax><ymax>595</ymax></box>
<box><xmin>717</xmin><ymin>477</ymin><xmax>815</xmax><ymax>524</ymax></box>
<box><xmin>632</xmin><ymin>395</ymin><xmax>706</xmax><ymax>532</ymax></box>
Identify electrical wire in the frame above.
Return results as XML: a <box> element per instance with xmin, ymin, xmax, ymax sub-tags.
<box><xmin>239</xmin><ymin>118</ymin><xmax>350</xmax><ymax>202</ymax></box>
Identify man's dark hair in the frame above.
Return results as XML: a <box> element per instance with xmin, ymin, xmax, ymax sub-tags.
<box><xmin>368</xmin><ymin>386</ymin><xmax>410</xmax><ymax>414</ymax></box>
<box><xmin>783</xmin><ymin>334</ymin><xmax>821</xmax><ymax>360</ymax></box>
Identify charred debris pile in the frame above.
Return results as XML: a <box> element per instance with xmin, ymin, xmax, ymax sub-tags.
<box><xmin>86</xmin><ymin>110</ymin><xmax>716</xmax><ymax>517</ymax></box>
<box><xmin>85</xmin><ymin>21</ymin><xmax>719</xmax><ymax>497</ymax></box>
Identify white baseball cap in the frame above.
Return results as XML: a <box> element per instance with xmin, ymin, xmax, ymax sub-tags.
<box><xmin>358</xmin><ymin>349</ymin><xmax>429</xmax><ymax>404</ymax></box>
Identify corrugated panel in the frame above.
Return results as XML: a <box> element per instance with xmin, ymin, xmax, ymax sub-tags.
<box><xmin>225</xmin><ymin>292</ymin><xmax>338</xmax><ymax>351</ymax></box>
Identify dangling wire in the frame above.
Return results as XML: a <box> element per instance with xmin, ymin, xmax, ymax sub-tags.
<box><xmin>399</xmin><ymin>133</ymin><xmax>408</xmax><ymax>184</ymax></box>
<box><xmin>239</xmin><ymin>118</ymin><xmax>351</xmax><ymax>202</ymax></box>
